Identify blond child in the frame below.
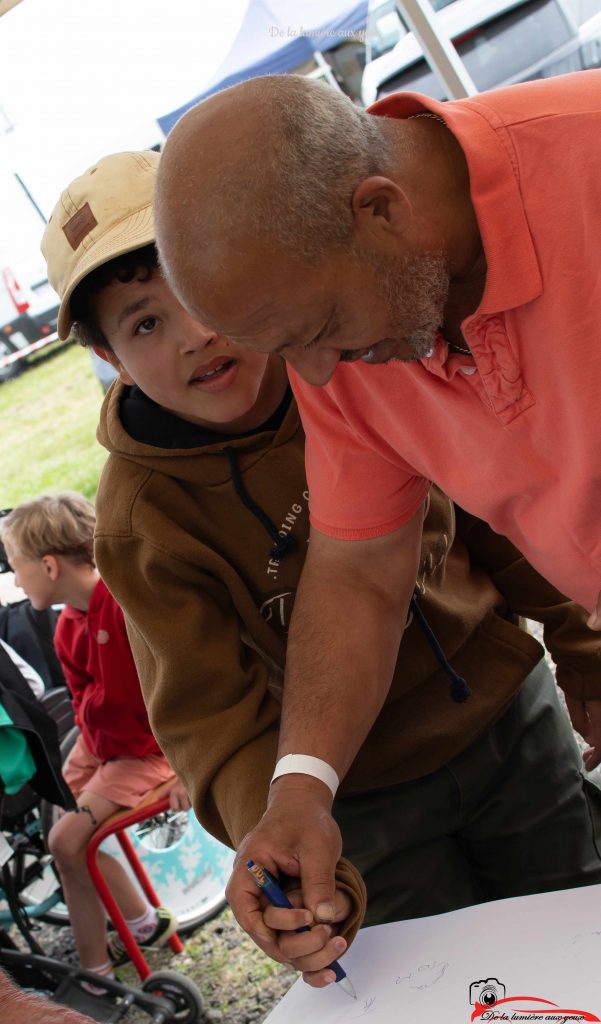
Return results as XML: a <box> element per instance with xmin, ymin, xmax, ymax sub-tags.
<box><xmin>1</xmin><ymin>493</ymin><xmax>182</xmax><ymax>985</ymax></box>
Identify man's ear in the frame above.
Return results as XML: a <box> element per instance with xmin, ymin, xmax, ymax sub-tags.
<box><xmin>92</xmin><ymin>346</ymin><xmax>135</xmax><ymax>386</ymax></box>
<box><xmin>351</xmin><ymin>176</ymin><xmax>412</xmax><ymax>247</ymax></box>
<box><xmin>40</xmin><ymin>554</ymin><xmax>60</xmax><ymax>581</ymax></box>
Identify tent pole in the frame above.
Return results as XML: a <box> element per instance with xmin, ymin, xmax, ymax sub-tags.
<box><xmin>396</xmin><ymin>0</ymin><xmax>478</xmax><ymax>98</ymax></box>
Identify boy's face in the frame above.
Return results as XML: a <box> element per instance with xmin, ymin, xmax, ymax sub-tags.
<box><xmin>94</xmin><ymin>269</ymin><xmax>284</xmax><ymax>431</ymax></box>
<box><xmin>4</xmin><ymin>540</ymin><xmax>58</xmax><ymax>611</ymax></box>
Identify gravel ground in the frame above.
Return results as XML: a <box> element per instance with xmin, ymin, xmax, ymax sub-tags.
<box><xmin>14</xmin><ymin>621</ymin><xmax>600</xmax><ymax>1022</ymax></box>
<box><xmin>28</xmin><ymin>907</ymin><xmax>296</xmax><ymax>1023</ymax></box>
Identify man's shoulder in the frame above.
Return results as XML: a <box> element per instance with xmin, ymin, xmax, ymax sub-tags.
<box><xmin>467</xmin><ymin>69</ymin><xmax>601</xmax><ymax>131</ymax></box>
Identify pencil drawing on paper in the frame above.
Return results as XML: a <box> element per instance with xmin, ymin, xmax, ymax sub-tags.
<box><xmin>351</xmin><ymin>995</ymin><xmax>377</xmax><ymax>1018</ymax></box>
<box><xmin>565</xmin><ymin>930</ymin><xmax>601</xmax><ymax>957</ymax></box>
<box><xmin>395</xmin><ymin>961</ymin><xmax>449</xmax><ymax>989</ymax></box>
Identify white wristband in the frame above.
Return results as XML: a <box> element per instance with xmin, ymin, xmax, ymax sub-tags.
<box><xmin>271</xmin><ymin>754</ymin><xmax>340</xmax><ymax>799</ymax></box>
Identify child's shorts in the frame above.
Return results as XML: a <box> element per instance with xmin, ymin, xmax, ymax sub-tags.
<box><xmin>64</xmin><ymin>733</ymin><xmax>174</xmax><ymax>809</ymax></box>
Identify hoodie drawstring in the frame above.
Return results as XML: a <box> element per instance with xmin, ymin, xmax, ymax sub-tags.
<box><xmin>410</xmin><ymin>596</ymin><xmax>471</xmax><ymax>703</ymax></box>
<box><xmin>224</xmin><ymin>448</ymin><xmax>296</xmax><ymax>560</ymax></box>
<box><xmin>225</xmin><ymin>449</ymin><xmax>470</xmax><ymax>702</ymax></box>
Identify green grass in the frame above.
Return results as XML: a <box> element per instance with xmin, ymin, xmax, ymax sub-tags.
<box><xmin>1</xmin><ymin>342</ymin><xmax>108</xmax><ymax>507</ymax></box>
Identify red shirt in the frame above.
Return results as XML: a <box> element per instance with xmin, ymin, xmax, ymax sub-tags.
<box><xmin>54</xmin><ymin>578</ymin><xmax>162</xmax><ymax>761</ymax></box>
<box><xmin>290</xmin><ymin>71</ymin><xmax>601</xmax><ymax>612</ymax></box>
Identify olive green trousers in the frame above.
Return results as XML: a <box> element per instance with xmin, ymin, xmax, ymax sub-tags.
<box><xmin>335</xmin><ymin>660</ymin><xmax>601</xmax><ymax>926</ymax></box>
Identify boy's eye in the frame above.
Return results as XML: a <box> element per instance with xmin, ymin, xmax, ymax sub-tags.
<box><xmin>135</xmin><ymin>316</ymin><xmax>159</xmax><ymax>335</ymax></box>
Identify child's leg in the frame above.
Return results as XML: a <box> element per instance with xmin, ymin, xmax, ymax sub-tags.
<box><xmin>47</xmin><ymin>789</ymin><xmax>147</xmax><ymax>969</ymax></box>
<box><xmin>96</xmin><ymin>848</ymin><xmax>149</xmax><ymax>918</ymax></box>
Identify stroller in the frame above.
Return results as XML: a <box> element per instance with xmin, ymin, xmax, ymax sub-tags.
<box><xmin>0</xmin><ymin>624</ymin><xmax>206</xmax><ymax>1023</ymax></box>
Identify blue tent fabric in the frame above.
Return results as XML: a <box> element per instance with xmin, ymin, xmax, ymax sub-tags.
<box><xmin>157</xmin><ymin>0</ymin><xmax>368</xmax><ymax>134</ymax></box>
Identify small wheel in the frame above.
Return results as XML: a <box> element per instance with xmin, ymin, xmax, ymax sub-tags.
<box><xmin>142</xmin><ymin>969</ymin><xmax>205</xmax><ymax>1023</ymax></box>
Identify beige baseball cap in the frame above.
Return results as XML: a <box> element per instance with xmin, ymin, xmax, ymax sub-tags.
<box><xmin>41</xmin><ymin>150</ymin><xmax>160</xmax><ymax>340</ymax></box>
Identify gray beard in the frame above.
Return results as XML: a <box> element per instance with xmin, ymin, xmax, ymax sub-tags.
<box><xmin>364</xmin><ymin>249</ymin><xmax>450</xmax><ymax>361</ymax></box>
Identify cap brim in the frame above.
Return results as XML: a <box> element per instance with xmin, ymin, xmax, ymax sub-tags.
<box><xmin>58</xmin><ymin>203</ymin><xmax>155</xmax><ymax>340</ymax></box>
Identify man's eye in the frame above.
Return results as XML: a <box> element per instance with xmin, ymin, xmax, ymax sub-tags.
<box><xmin>303</xmin><ymin>318</ymin><xmax>337</xmax><ymax>350</ymax></box>
<box><xmin>304</xmin><ymin>325</ymin><xmax>331</xmax><ymax>350</ymax></box>
<box><xmin>135</xmin><ymin>316</ymin><xmax>158</xmax><ymax>335</ymax></box>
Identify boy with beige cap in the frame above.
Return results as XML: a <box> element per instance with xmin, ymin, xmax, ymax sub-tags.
<box><xmin>41</xmin><ymin>151</ymin><xmax>601</xmax><ymax>993</ymax></box>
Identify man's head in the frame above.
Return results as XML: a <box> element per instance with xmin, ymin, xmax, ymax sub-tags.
<box><xmin>42</xmin><ymin>151</ymin><xmax>285</xmax><ymax>431</ymax></box>
<box><xmin>155</xmin><ymin>75</ymin><xmax>460</xmax><ymax>386</ymax></box>
<box><xmin>1</xmin><ymin>493</ymin><xmax>96</xmax><ymax>610</ymax></box>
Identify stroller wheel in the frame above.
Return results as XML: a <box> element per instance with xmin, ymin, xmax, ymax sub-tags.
<box><xmin>141</xmin><ymin>969</ymin><xmax>206</xmax><ymax>1022</ymax></box>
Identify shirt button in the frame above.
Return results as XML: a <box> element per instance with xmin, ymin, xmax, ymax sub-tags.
<box><xmin>462</xmin><ymin>367</ymin><xmax>476</xmax><ymax>375</ymax></box>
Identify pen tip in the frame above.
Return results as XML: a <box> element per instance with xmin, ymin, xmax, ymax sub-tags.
<box><xmin>246</xmin><ymin>859</ymin><xmax>255</xmax><ymax>868</ymax></box>
<box><xmin>338</xmin><ymin>977</ymin><xmax>357</xmax><ymax>1000</ymax></box>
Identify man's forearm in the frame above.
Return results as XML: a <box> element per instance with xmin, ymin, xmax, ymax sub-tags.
<box><xmin>225</xmin><ymin>513</ymin><xmax>424</xmax><ymax>952</ymax></box>
<box><xmin>279</xmin><ymin>577</ymin><xmax>408</xmax><ymax>779</ymax></box>
<box><xmin>277</xmin><ymin>513</ymin><xmax>424</xmax><ymax>782</ymax></box>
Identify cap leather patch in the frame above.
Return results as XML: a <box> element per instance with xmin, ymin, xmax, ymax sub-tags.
<box><xmin>63</xmin><ymin>202</ymin><xmax>98</xmax><ymax>250</ymax></box>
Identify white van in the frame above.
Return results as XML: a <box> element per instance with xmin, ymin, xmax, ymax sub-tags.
<box><xmin>361</xmin><ymin>0</ymin><xmax>601</xmax><ymax>105</ymax></box>
<box><xmin>0</xmin><ymin>265</ymin><xmax>60</xmax><ymax>382</ymax></box>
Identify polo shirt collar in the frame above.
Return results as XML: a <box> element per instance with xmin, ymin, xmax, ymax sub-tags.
<box><xmin>369</xmin><ymin>92</ymin><xmax>543</xmax><ymax>315</ymax></box>
<box><xmin>60</xmin><ymin>577</ymin><xmax>106</xmax><ymax>619</ymax></box>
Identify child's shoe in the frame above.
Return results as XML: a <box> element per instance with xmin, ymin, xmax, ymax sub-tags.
<box><xmin>107</xmin><ymin>906</ymin><xmax>177</xmax><ymax>965</ymax></box>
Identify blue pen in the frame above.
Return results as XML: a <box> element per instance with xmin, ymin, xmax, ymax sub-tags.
<box><xmin>246</xmin><ymin>859</ymin><xmax>357</xmax><ymax>1000</ymax></box>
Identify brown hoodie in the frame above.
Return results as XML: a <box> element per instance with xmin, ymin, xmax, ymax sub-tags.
<box><xmin>95</xmin><ymin>382</ymin><xmax>601</xmax><ymax>938</ymax></box>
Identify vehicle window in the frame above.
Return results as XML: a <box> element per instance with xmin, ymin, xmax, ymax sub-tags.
<box><xmin>367</xmin><ymin>0</ymin><xmax>458</xmax><ymax>61</ymax></box>
<box><xmin>367</xmin><ymin>1</ymin><xmax>408</xmax><ymax>59</ymax></box>
<box><xmin>378</xmin><ymin>0</ymin><xmax>577</xmax><ymax>97</ymax></box>
<box><xmin>458</xmin><ymin>0</ymin><xmax>574</xmax><ymax>89</ymax></box>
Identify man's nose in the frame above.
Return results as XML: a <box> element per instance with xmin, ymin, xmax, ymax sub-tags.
<box><xmin>283</xmin><ymin>346</ymin><xmax>338</xmax><ymax>386</ymax></box>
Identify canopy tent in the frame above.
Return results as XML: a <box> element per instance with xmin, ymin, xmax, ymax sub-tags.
<box><xmin>157</xmin><ymin>0</ymin><xmax>368</xmax><ymax>134</ymax></box>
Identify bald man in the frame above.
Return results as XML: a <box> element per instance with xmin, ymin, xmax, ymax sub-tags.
<box><xmin>155</xmin><ymin>71</ymin><xmax>601</xmax><ymax>981</ymax></box>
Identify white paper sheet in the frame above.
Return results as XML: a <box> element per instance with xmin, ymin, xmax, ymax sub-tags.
<box><xmin>264</xmin><ymin>884</ymin><xmax>601</xmax><ymax>1023</ymax></box>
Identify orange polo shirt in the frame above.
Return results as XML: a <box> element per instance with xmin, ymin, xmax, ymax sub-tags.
<box><xmin>290</xmin><ymin>71</ymin><xmax>601</xmax><ymax>612</ymax></box>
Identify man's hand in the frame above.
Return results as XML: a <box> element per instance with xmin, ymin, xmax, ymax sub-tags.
<box><xmin>586</xmin><ymin>592</ymin><xmax>601</xmax><ymax>630</ymax></box>
<box><xmin>564</xmin><ymin>696</ymin><xmax>601</xmax><ymax>770</ymax></box>
<box><xmin>168</xmin><ymin>777</ymin><xmax>192</xmax><ymax>811</ymax></box>
<box><xmin>226</xmin><ymin>778</ymin><xmax>344</xmax><ymax>981</ymax></box>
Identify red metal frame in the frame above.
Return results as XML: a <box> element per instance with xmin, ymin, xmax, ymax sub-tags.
<box><xmin>86</xmin><ymin>793</ymin><xmax>184</xmax><ymax>980</ymax></box>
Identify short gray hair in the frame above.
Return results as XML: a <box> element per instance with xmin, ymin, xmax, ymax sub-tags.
<box><xmin>245</xmin><ymin>76</ymin><xmax>395</xmax><ymax>257</ymax></box>
<box><xmin>157</xmin><ymin>75</ymin><xmax>397</xmax><ymax>275</ymax></box>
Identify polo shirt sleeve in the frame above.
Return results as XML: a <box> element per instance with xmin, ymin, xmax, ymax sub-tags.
<box><xmin>290</xmin><ymin>369</ymin><xmax>431</xmax><ymax>539</ymax></box>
